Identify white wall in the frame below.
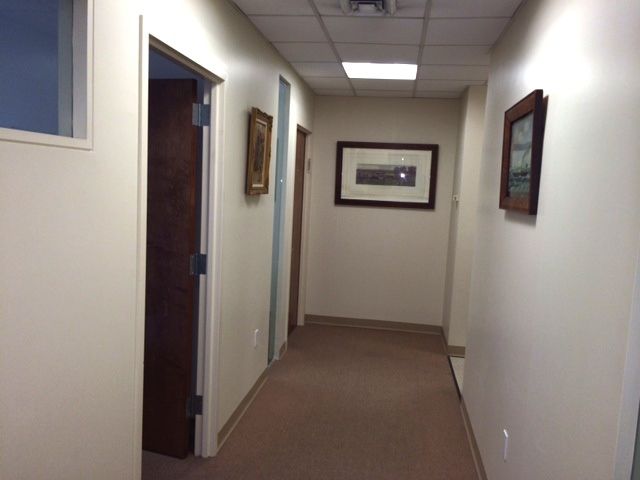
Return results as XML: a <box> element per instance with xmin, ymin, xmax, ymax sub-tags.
<box><xmin>0</xmin><ymin>0</ymin><xmax>314</xmax><ymax>478</ymax></box>
<box><xmin>442</xmin><ymin>85</ymin><xmax>486</xmax><ymax>348</ymax></box>
<box><xmin>0</xmin><ymin>2</ymin><xmax>142</xmax><ymax>479</ymax></box>
<box><xmin>142</xmin><ymin>0</ymin><xmax>316</xmax><ymax>440</ymax></box>
<box><xmin>306</xmin><ymin>96</ymin><xmax>460</xmax><ymax>326</ymax></box>
<box><xmin>463</xmin><ymin>0</ymin><xmax>640</xmax><ymax>478</ymax></box>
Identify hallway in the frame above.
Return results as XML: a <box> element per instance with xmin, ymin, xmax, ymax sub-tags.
<box><xmin>143</xmin><ymin>324</ymin><xmax>477</xmax><ymax>479</ymax></box>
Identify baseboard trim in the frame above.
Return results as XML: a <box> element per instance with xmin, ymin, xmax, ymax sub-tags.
<box><xmin>448</xmin><ymin>345</ymin><xmax>466</xmax><ymax>357</ymax></box>
<box><xmin>446</xmin><ymin>355</ymin><xmax>461</xmax><ymax>399</ymax></box>
<box><xmin>217</xmin><ymin>369</ymin><xmax>269</xmax><ymax>449</ymax></box>
<box><xmin>305</xmin><ymin>314</ymin><xmax>442</xmax><ymax>336</ymax></box>
<box><xmin>460</xmin><ymin>397</ymin><xmax>488</xmax><ymax>480</ymax></box>
<box><xmin>278</xmin><ymin>341</ymin><xmax>287</xmax><ymax>359</ymax></box>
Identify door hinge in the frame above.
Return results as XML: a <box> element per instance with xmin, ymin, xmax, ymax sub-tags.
<box><xmin>189</xmin><ymin>253</ymin><xmax>207</xmax><ymax>275</ymax></box>
<box><xmin>187</xmin><ymin>394</ymin><xmax>203</xmax><ymax>417</ymax></box>
<box><xmin>192</xmin><ymin>103</ymin><xmax>211</xmax><ymax>127</ymax></box>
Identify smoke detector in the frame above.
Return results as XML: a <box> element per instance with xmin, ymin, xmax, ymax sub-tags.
<box><xmin>339</xmin><ymin>0</ymin><xmax>398</xmax><ymax>15</ymax></box>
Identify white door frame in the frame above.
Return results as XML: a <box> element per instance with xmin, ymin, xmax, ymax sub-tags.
<box><xmin>295</xmin><ymin>128</ymin><xmax>312</xmax><ymax>329</ymax></box>
<box><xmin>133</xmin><ymin>15</ymin><xmax>227</xmax><ymax>478</ymax></box>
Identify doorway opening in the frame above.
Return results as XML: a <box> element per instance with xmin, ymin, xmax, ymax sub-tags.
<box><xmin>288</xmin><ymin>126</ymin><xmax>309</xmax><ymax>335</ymax></box>
<box><xmin>142</xmin><ymin>48</ymin><xmax>209</xmax><ymax>460</ymax></box>
<box><xmin>268</xmin><ymin>77</ymin><xmax>291</xmax><ymax>363</ymax></box>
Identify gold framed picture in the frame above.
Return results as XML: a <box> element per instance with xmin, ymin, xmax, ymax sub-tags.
<box><xmin>245</xmin><ymin>107</ymin><xmax>273</xmax><ymax>195</ymax></box>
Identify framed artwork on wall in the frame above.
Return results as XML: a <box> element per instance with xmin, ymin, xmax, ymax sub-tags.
<box><xmin>499</xmin><ymin>89</ymin><xmax>548</xmax><ymax>214</ymax></box>
<box><xmin>246</xmin><ymin>107</ymin><xmax>273</xmax><ymax>195</ymax></box>
<box><xmin>335</xmin><ymin>141</ymin><xmax>439</xmax><ymax>210</ymax></box>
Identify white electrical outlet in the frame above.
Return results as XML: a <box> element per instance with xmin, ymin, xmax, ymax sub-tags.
<box><xmin>503</xmin><ymin>429</ymin><xmax>509</xmax><ymax>462</ymax></box>
<box><xmin>253</xmin><ymin>329</ymin><xmax>259</xmax><ymax>348</ymax></box>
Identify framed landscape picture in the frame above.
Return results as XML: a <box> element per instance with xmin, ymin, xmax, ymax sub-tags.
<box><xmin>245</xmin><ymin>107</ymin><xmax>273</xmax><ymax>195</ymax></box>
<box><xmin>499</xmin><ymin>89</ymin><xmax>547</xmax><ymax>214</ymax></box>
<box><xmin>335</xmin><ymin>142</ymin><xmax>438</xmax><ymax>210</ymax></box>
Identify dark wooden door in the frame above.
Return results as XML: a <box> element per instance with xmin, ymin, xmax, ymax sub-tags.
<box><xmin>143</xmin><ymin>79</ymin><xmax>198</xmax><ymax>459</ymax></box>
<box><xmin>288</xmin><ymin>128</ymin><xmax>307</xmax><ymax>334</ymax></box>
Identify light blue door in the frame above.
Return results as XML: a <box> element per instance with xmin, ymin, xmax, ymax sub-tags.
<box><xmin>633</xmin><ymin>402</ymin><xmax>640</xmax><ymax>480</ymax></box>
<box><xmin>268</xmin><ymin>78</ymin><xmax>290</xmax><ymax>362</ymax></box>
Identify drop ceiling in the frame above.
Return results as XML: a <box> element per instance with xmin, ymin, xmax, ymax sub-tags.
<box><xmin>232</xmin><ymin>0</ymin><xmax>524</xmax><ymax>98</ymax></box>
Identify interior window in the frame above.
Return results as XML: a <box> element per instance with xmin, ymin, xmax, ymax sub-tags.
<box><xmin>0</xmin><ymin>0</ymin><xmax>86</xmax><ymax>138</ymax></box>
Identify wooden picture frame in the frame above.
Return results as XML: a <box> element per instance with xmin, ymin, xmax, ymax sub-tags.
<box><xmin>335</xmin><ymin>141</ymin><xmax>438</xmax><ymax>210</ymax></box>
<box><xmin>499</xmin><ymin>89</ymin><xmax>548</xmax><ymax>214</ymax></box>
<box><xmin>245</xmin><ymin>107</ymin><xmax>273</xmax><ymax>195</ymax></box>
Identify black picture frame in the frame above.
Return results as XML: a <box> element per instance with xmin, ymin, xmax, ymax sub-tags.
<box><xmin>499</xmin><ymin>89</ymin><xmax>548</xmax><ymax>214</ymax></box>
<box><xmin>335</xmin><ymin>141</ymin><xmax>439</xmax><ymax>210</ymax></box>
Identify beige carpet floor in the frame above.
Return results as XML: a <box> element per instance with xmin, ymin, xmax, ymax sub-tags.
<box><xmin>142</xmin><ymin>324</ymin><xmax>477</xmax><ymax>479</ymax></box>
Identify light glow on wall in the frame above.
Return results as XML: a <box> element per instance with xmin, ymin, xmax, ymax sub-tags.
<box><xmin>522</xmin><ymin>6</ymin><xmax>592</xmax><ymax>92</ymax></box>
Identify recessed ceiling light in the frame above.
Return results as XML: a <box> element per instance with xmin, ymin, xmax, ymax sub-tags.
<box><xmin>342</xmin><ymin>62</ymin><xmax>417</xmax><ymax>80</ymax></box>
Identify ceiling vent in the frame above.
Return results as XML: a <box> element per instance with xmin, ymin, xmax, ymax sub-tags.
<box><xmin>339</xmin><ymin>0</ymin><xmax>398</xmax><ymax>16</ymax></box>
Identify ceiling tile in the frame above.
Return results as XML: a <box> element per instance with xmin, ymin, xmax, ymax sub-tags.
<box><xmin>249</xmin><ymin>16</ymin><xmax>326</xmax><ymax>42</ymax></box>
<box><xmin>421</xmin><ymin>46</ymin><xmax>490</xmax><ymax>65</ymax></box>
<box><xmin>273</xmin><ymin>42</ymin><xmax>337</xmax><ymax>62</ymax></box>
<box><xmin>425</xmin><ymin>18</ymin><xmax>510</xmax><ymax>45</ymax></box>
<box><xmin>430</xmin><ymin>0</ymin><xmax>522</xmax><ymax>18</ymax></box>
<box><xmin>417</xmin><ymin>65</ymin><xmax>489</xmax><ymax>80</ymax></box>
<box><xmin>233</xmin><ymin>0</ymin><xmax>314</xmax><ymax>15</ymax></box>
<box><xmin>314</xmin><ymin>89</ymin><xmax>354</xmax><ymax>96</ymax></box>
<box><xmin>323</xmin><ymin>17</ymin><xmax>423</xmax><ymax>45</ymax></box>
<box><xmin>415</xmin><ymin>91</ymin><xmax>462</xmax><ymax>99</ymax></box>
<box><xmin>292</xmin><ymin>62</ymin><xmax>345</xmax><ymax>77</ymax></box>
<box><xmin>356</xmin><ymin>90</ymin><xmax>413</xmax><ymax>97</ymax></box>
<box><xmin>335</xmin><ymin>43</ymin><xmax>420</xmax><ymax>63</ymax></box>
<box><xmin>304</xmin><ymin>77</ymin><xmax>352</xmax><ymax>89</ymax></box>
<box><xmin>416</xmin><ymin>79</ymin><xmax>484</xmax><ymax>91</ymax></box>
<box><xmin>314</xmin><ymin>0</ymin><xmax>428</xmax><ymax>17</ymax></box>
<box><xmin>350</xmin><ymin>79</ymin><xmax>414</xmax><ymax>91</ymax></box>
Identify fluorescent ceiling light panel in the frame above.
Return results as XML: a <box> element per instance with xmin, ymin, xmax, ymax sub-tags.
<box><xmin>342</xmin><ymin>62</ymin><xmax>417</xmax><ymax>80</ymax></box>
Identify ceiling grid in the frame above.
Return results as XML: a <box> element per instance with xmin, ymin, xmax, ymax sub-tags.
<box><xmin>411</xmin><ymin>0</ymin><xmax>432</xmax><ymax>98</ymax></box>
<box><xmin>306</xmin><ymin>0</ymin><xmax>357</xmax><ymax>96</ymax></box>
<box><xmin>233</xmin><ymin>0</ymin><xmax>524</xmax><ymax>98</ymax></box>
